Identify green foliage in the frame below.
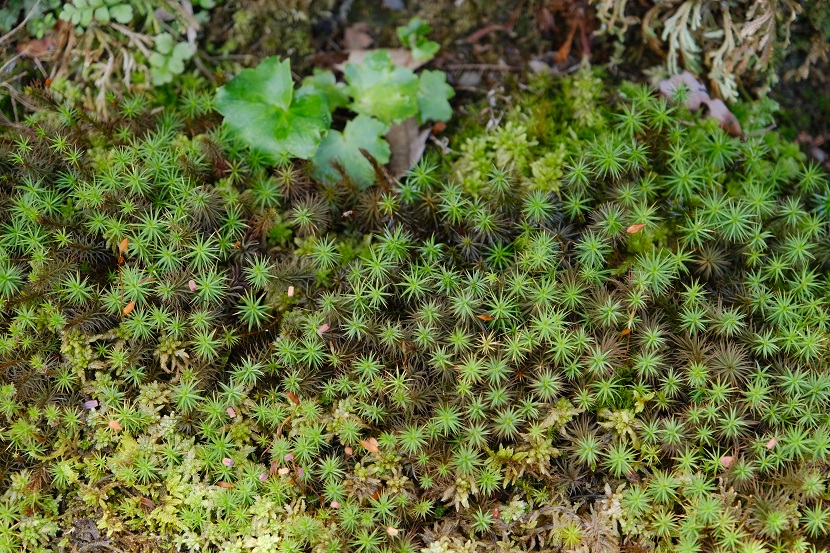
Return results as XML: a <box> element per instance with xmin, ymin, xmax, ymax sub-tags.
<box><xmin>215</xmin><ymin>19</ymin><xmax>454</xmax><ymax>186</ymax></box>
<box><xmin>215</xmin><ymin>56</ymin><xmax>331</xmax><ymax>161</ymax></box>
<box><xmin>59</xmin><ymin>0</ymin><xmax>133</xmax><ymax>29</ymax></box>
<box><xmin>149</xmin><ymin>34</ymin><xmax>195</xmax><ymax>86</ymax></box>
<box><xmin>396</xmin><ymin>17</ymin><xmax>440</xmax><ymax>62</ymax></box>
<box><xmin>0</xmin><ymin>0</ymin><xmax>61</xmax><ymax>37</ymax></box>
<box><xmin>2</xmin><ymin>61</ymin><xmax>830</xmax><ymax>553</ymax></box>
<box><xmin>345</xmin><ymin>50</ymin><xmax>421</xmax><ymax>124</ymax></box>
<box><xmin>313</xmin><ymin>115</ymin><xmax>390</xmax><ymax>188</ymax></box>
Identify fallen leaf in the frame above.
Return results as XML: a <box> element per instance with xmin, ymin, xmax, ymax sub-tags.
<box><xmin>222</xmin><ymin>457</ymin><xmax>234</xmax><ymax>467</ymax></box>
<box><xmin>658</xmin><ymin>71</ymin><xmax>706</xmax><ymax>101</ymax></box>
<box><xmin>360</xmin><ymin>437</ymin><xmax>380</xmax><ymax>454</ymax></box>
<box><xmin>287</xmin><ymin>285</ymin><xmax>295</xmax><ymax>298</ymax></box>
<box><xmin>719</xmin><ymin>456</ymin><xmax>733</xmax><ymax>468</ymax></box>
<box><xmin>286</xmin><ymin>392</ymin><xmax>300</xmax><ymax>405</ymax></box>
<box><xmin>386</xmin><ymin>526</ymin><xmax>399</xmax><ymax>537</ymax></box>
<box><xmin>139</xmin><ymin>497</ymin><xmax>156</xmax><ymax>509</ymax></box>
<box><xmin>702</xmin><ymin>98</ymin><xmax>742</xmax><ymax>137</ymax></box>
<box><xmin>277</xmin><ymin>467</ymin><xmax>291</xmax><ymax>475</ymax></box>
<box><xmin>766</xmin><ymin>437</ymin><xmax>778</xmax><ymax>449</ymax></box>
<box><xmin>119</xmin><ymin>238</ymin><xmax>129</xmax><ymax>253</ymax></box>
<box><xmin>122</xmin><ymin>301</ymin><xmax>136</xmax><ymax>316</ymax></box>
<box><xmin>620</xmin><ymin>328</ymin><xmax>631</xmax><ymax>336</ymax></box>
<box><xmin>344</xmin><ymin>23</ymin><xmax>374</xmax><ymax>50</ymax></box>
<box><xmin>108</xmin><ymin>419</ymin><xmax>122</xmax><ymax>431</ymax></box>
<box><xmin>317</xmin><ymin>323</ymin><xmax>330</xmax><ymax>336</ymax></box>
<box><xmin>476</xmin><ymin>314</ymin><xmax>496</xmax><ymax>321</ymax></box>
<box><xmin>84</xmin><ymin>399</ymin><xmax>99</xmax><ymax>410</ymax></box>
<box><xmin>335</xmin><ymin>48</ymin><xmax>426</xmax><ymax>72</ymax></box>
<box><xmin>16</xmin><ymin>35</ymin><xmax>57</xmax><ymax>59</ymax></box>
<box><xmin>216</xmin><ymin>481</ymin><xmax>234</xmax><ymax>488</ymax></box>
<box><xmin>658</xmin><ymin>71</ymin><xmax>742</xmax><ymax>137</ymax></box>
<box><xmin>259</xmin><ymin>472</ymin><xmax>269</xmax><ymax>482</ymax></box>
<box><xmin>386</xmin><ymin>117</ymin><xmax>432</xmax><ymax>179</ymax></box>
<box><xmin>626</xmin><ymin>223</ymin><xmax>647</xmax><ymax>234</ymax></box>
<box><xmin>226</xmin><ymin>407</ymin><xmax>236</xmax><ymax>418</ymax></box>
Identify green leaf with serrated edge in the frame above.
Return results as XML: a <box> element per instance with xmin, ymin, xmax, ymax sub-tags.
<box><xmin>345</xmin><ymin>50</ymin><xmax>419</xmax><ymax>124</ymax></box>
<box><xmin>313</xmin><ymin>114</ymin><xmax>390</xmax><ymax>189</ymax></box>
<box><xmin>172</xmin><ymin>42</ymin><xmax>194</xmax><ymax>62</ymax></box>
<box><xmin>154</xmin><ymin>33</ymin><xmax>174</xmax><ymax>55</ymax></box>
<box><xmin>417</xmin><ymin>70</ymin><xmax>454</xmax><ymax>123</ymax></box>
<box><xmin>397</xmin><ymin>18</ymin><xmax>440</xmax><ymax>62</ymax></box>
<box><xmin>215</xmin><ymin>57</ymin><xmax>331</xmax><ymax>162</ymax></box>
<box><xmin>108</xmin><ymin>4</ymin><xmax>133</xmax><ymax>24</ymax></box>
<box><xmin>300</xmin><ymin>69</ymin><xmax>349</xmax><ymax>112</ymax></box>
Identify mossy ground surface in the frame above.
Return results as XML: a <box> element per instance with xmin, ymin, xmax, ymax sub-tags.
<box><xmin>1</xmin><ymin>2</ymin><xmax>830</xmax><ymax>553</ymax></box>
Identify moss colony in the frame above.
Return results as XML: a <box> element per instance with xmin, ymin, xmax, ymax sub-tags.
<box><xmin>1</xmin><ymin>71</ymin><xmax>830</xmax><ymax>553</ymax></box>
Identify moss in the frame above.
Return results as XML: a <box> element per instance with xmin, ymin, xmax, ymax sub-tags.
<box><xmin>1</xmin><ymin>66</ymin><xmax>830</xmax><ymax>553</ymax></box>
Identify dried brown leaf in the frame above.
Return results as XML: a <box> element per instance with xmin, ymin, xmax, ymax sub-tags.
<box><xmin>386</xmin><ymin>117</ymin><xmax>431</xmax><ymax>179</ymax></box>
<box><xmin>360</xmin><ymin>437</ymin><xmax>380</xmax><ymax>454</ymax></box>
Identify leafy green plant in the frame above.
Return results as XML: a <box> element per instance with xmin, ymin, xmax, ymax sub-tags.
<box><xmin>215</xmin><ymin>56</ymin><xmax>331</xmax><ymax>161</ymax></box>
<box><xmin>0</xmin><ymin>0</ymin><xmax>61</xmax><ymax>38</ymax></box>
<box><xmin>2</xmin><ymin>56</ymin><xmax>830</xmax><ymax>553</ymax></box>
<box><xmin>149</xmin><ymin>33</ymin><xmax>195</xmax><ymax>86</ymax></box>
<box><xmin>59</xmin><ymin>0</ymin><xmax>133</xmax><ymax>29</ymax></box>
<box><xmin>396</xmin><ymin>17</ymin><xmax>440</xmax><ymax>62</ymax></box>
<box><xmin>214</xmin><ymin>19</ymin><xmax>454</xmax><ymax>187</ymax></box>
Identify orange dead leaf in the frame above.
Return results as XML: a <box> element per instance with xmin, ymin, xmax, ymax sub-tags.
<box><xmin>360</xmin><ymin>437</ymin><xmax>380</xmax><ymax>454</ymax></box>
<box><xmin>476</xmin><ymin>314</ymin><xmax>496</xmax><ymax>321</ymax></box>
<box><xmin>620</xmin><ymin>328</ymin><xmax>631</xmax><ymax>336</ymax></box>
<box><xmin>108</xmin><ymin>419</ymin><xmax>122</xmax><ymax>431</ymax></box>
<box><xmin>119</xmin><ymin>238</ymin><xmax>129</xmax><ymax>253</ymax></box>
<box><xmin>216</xmin><ymin>481</ymin><xmax>234</xmax><ymax>489</ymax></box>
<box><xmin>16</xmin><ymin>35</ymin><xmax>57</xmax><ymax>59</ymax></box>
<box><xmin>139</xmin><ymin>497</ymin><xmax>156</xmax><ymax>509</ymax></box>
<box><xmin>286</xmin><ymin>392</ymin><xmax>300</xmax><ymax>405</ymax></box>
<box><xmin>627</xmin><ymin>223</ymin><xmax>647</xmax><ymax>234</ymax></box>
<box><xmin>122</xmin><ymin>301</ymin><xmax>136</xmax><ymax>316</ymax></box>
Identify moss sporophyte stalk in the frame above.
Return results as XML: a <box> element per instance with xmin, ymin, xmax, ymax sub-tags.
<box><xmin>1</xmin><ymin>60</ymin><xmax>830</xmax><ymax>553</ymax></box>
